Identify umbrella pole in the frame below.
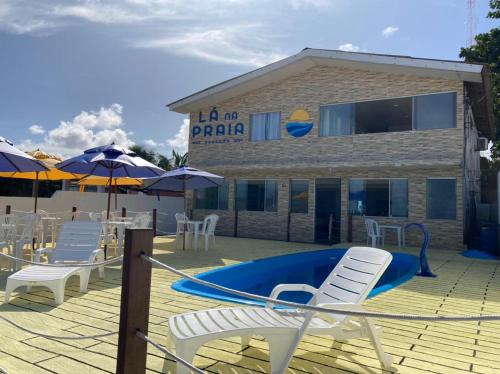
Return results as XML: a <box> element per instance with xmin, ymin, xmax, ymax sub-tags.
<box><xmin>105</xmin><ymin>170</ymin><xmax>113</xmax><ymax>259</ymax></box>
<box><xmin>183</xmin><ymin>178</ymin><xmax>187</xmax><ymax>251</ymax></box>
<box><xmin>33</xmin><ymin>172</ymin><xmax>39</xmax><ymax>214</ymax></box>
<box><xmin>114</xmin><ymin>179</ymin><xmax>118</xmax><ymax>210</ymax></box>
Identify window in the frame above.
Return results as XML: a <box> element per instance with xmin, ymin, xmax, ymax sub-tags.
<box><xmin>349</xmin><ymin>179</ymin><xmax>408</xmax><ymax>217</ymax></box>
<box><xmin>427</xmin><ymin>178</ymin><xmax>456</xmax><ymax>219</ymax></box>
<box><xmin>250</xmin><ymin>112</ymin><xmax>281</xmax><ymax>141</ymax></box>
<box><xmin>414</xmin><ymin>92</ymin><xmax>456</xmax><ymax>130</ymax></box>
<box><xmin>355</xmin><ymin>97</ymin><xmax>413</xmax><ymax>134</ymax></box>
<box><xmin>236</xmin><ymin>180</ymin><xmax>277</xmax><ymax>212</ymax></box>
<box><xmin>290</xmin><ymin>180</ymin><xmax>309</xmax><ymax>213</ymax></box>
<box><xmin>319</xmin><ymin>92</ymin><xmax>456</xmax><ymax>136</ymax></box>
<box><xmin>320</xmin><ymin>104</ymin><xmax>353</xmax><ymax>136</ymax></box>
<box><xmin>195</xmin><ymin>182</ymin><xmax>229</xmax><ymax>210</ymax></box>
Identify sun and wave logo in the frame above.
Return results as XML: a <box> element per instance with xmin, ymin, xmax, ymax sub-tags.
<box><xmin>285</xmin><ymin>109</ymin><xmax>313</xmax><ymax>137</ymax></box>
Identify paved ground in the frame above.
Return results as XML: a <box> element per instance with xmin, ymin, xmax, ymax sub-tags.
<box><xmin>0</xmin><ymin>236</ymin><xmax>499</xmax><ymax>374</ymax></box>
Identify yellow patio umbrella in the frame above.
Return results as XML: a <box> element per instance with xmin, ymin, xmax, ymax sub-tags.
<box><xmin>0</xmin><ymin>150</ymin><xmax>83</xmax><ymax>212</ymax></box>
<box><xmin>78</xmin><ymin>176</ymin><xmax>143</xmax><ymax>208</ymax></box>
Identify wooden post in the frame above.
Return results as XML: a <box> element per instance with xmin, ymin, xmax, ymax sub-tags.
<box><xmin>5</xmin><ymin>205</ymin><xmax>11</xmax><ymax>214</ymax></box>
<box><xmin>152</xmin><ymin>209</ymin><xmax>157</xmax><ymax>236</ymax></box>
<box><xmin>71</xmin><ymin>207</ymin><xmax>77</xmax><ymax>221</ymax></box>
<box><xmin>122</xmin><ymin>207</ymin><xmax>127</xmax><ymax>218</ymax></box>
<box><xmin>116</xmin><ymin>228</ymin><xmax>153</xmax><ymax>374</ymax></box>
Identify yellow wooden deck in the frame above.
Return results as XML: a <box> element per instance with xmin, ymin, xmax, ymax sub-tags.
<box><xmin>0</xmin><ymin>237</ymin><xmax>499</xmax><ymax>374</ymax></box>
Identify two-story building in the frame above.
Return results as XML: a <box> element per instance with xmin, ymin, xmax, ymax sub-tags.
<box><xmin>168</xmin><ymin>48</ymin><xmax>494</xmax><ymax>249</ymax></box>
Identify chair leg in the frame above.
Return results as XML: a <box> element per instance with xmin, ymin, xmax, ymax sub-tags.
<box><xmin>241</xmin><ymin>335</ymin><xmax>251</xmax><ymax>348</ymax></box>
<box><xmin>3</xmin><ymin>280</ymin><xmax>18</xmax><ymax>304</ymax></box>
<box><xmin>362</xmin><ymin>317</ymin><xmax>393</xmax><ymax>369</ymax></box>
<box><xmin>174</xmin><ymin>342</ymin><xmax>199</xmax><ymax>374</ymax></box>
<box><xmin>46</xmin><ymin>281</ymin><xmax>66</xmax><ymax>305</ymax></box>
<box><xmin>79</xmin><ymin>269</ymin><xmax>91</xmax><ymax>293</ymax></box>
<box><xmin>265</xmin><ymin>333</ymin><xmax>298</xmax><ymax>374</ymax></box>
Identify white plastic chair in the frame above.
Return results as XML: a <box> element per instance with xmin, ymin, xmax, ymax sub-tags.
<box><xmin>14</xmin><ymin>213</ymin><xmax>41</xmax><ymax>269</ymax></box>
<box><xmin>168</xmin><ymin>247</ymin><xmax>394</xmax><ymax>373</ymax></box>
<box><xmin>4</xmin><ymin>221</ymin><xmax>105</xmax><ymax>305</ymax></box>
<box><xmin>0</xmin><ymin>214</ymin><xmax>18</xmax><ymax>270</ymax></box>
<box><xmin>365</xmin><ymin>218</ymin><xmax>384</xmax><ymax>247</ymax></box>
<box><xmin>175</xmin><ymin>213</ymin><xmax>189</xmax><ymax>249</ymax></box>
<box><xmin>130</xmin><ymin>212</ymin><xmax>152</xmax><ymax>229</ymax></box>
<box><xmin>197</xmin><ymin>214</ymin><xmax>219</xmax><ymax>251</ymax></box>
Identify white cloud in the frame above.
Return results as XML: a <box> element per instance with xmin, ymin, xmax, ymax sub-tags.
<box><xmin>381</xmin><ymin>26</ymin><xmax>399</xmax><ymax>38</ymax></box>
<box><xmin>29</xmin><ymin>124</ymin><xmax>45</xmax><ymax>135</ymax></box>
<box><xmin>133</xmin><ymin>24</ymin><xmax>286</xmax><ymax>67</ymax></box>
<box><xmin>0</xmin><ymin>1</ymin><xmax>287</xmax><ymax>67</ymax></box>
<box><xmin>290</xmin><ymin>0</ymin><xmax>331</xmax><ymax>9</ymax></box>
<box><xmin>166</xmin><ymin>119</ymin><xmax>189</xmax><ymax>154</ymax></box>
<box><xmin>338</xmin><ymin>43</ymin><xmax>361</xmax><ymax>52</ymax></box>
<box><xmin>19</xmin><ymin>104</ymin><xmax>134</xmax><ymax>158</ymax></box>
<box><xmin>144</xmin><ymin>139</ymin><xmax>164</xmax><ymax>148</ymax></box>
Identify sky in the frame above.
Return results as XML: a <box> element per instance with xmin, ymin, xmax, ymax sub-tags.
<box><xmin>0</xmin><ymin>0</ymin><xmax>497</xmax><ymax>158</ymax></box>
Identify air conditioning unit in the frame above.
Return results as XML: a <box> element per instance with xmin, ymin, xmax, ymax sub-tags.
<box><xmin>476</xmin><ymin>137</ymin><xmax>489</xmax><ymax>151</ymax></box>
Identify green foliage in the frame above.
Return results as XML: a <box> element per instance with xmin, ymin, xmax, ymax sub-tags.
<box><xmin>488</xmin><ymin>0</ymin><xmax>500</xmax><ymax>18</ymax></box>
<box><xmin>172</xmin><ymin>150</ymin><xmax>189</xmax><ymax>168</ymax></box>
<box><xmin>460</xmin><ymin>0</ymin><xmax>500</xmax><ymax>166</ymax></box>
<box><xmin>130</xmin><ymin>144</ymin><xmax>188</xmax><ymax>171</ymax></box>
<box><xmin>157</xmin><ymin>154</ymin><xmax>172</xmax><ymax>171</ymax></box>
<box><xmin>130</xmin><ymin>145</ymin><xmax>157</xmax><ymax>164</ymax></box>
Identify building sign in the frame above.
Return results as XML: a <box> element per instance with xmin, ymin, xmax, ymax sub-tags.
<box><xmin>191</xmin><ymin>107</ymin><xmax>245</xmax><ymax>145</ymax></box>
<box><xmin>286</xmin><ymin>109</ymin><xmax>313</xmax><ymax>137</ymax></box>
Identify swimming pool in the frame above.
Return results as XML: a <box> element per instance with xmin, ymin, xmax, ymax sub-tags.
<box><xmin>172</xmin><ymin>248</ymin><xmax>419</xmax><ymax>306</ymax></box>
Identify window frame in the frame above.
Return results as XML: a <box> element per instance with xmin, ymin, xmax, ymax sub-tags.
<box><xmin>289</xmin><ymin>179</ymin><xmax>309</xmax><ymax>214</ymax></box>
<box><xmin>235</xmin><ymin>179</ymin><xmax>279</xmax><ymax>212</ymax></box>
<box><xmin>319</xmin><ymin>91</ymin><xmax>457</xmax><ymax>137</ymax></box>
<box><xmin>349</xmin><ymin>177</ymin><xmax>409</xmax><ymax>218</ymax></box>
<box><xmin>426</xmin><ymin>177</ymin><xmax>457</xmax><ymax>220</ymax></box>
<box><xmin>249</xmin><ymin>111</ymin><xmax>282</xmax><ymax>142</ymax></box>
<box><xmin>194</xmin><ymin>182</ymin><xmax>229</xmax><ymax>211</ymax></box>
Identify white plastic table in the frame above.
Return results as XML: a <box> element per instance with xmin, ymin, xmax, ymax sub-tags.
<box><xmin>178</xmin><ymin>220</ymin><xmax>203</xmax><ymax>250</ymax></box>
<box><xmin>103</xmin><ymin>220</ymin><xmax>133</xmax><ymax>256</ymax></box>
<box><xmin>379</xmin><ymin>224</ymin><xmax>405</xmax><ymax>249</ymax></box>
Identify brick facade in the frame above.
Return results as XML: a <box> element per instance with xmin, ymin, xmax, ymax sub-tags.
<box><xmin>187</xmin><ymin>64</ymin><xmax>473</xmax><ymax>250</ymax></box>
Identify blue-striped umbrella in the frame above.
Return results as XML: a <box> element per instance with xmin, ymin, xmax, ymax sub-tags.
<box><xmin>0</xmin><ymin>137</ymin><xmax>48</xmax><ymax>173</ymax></box>
<box><xmin>56</xmin><ymin>144</ymin><xmax>165</xmax><ymax>220</ymax></box>
<box><xmin>143</xmin><ymin>166</ymin><xmax>224</xmax><ymax>250</ymax></box>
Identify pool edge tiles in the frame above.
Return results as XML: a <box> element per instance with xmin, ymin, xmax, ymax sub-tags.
<box><xmin>171</xmin><ymin>248</ymin><xmax>420</xmax><ymax>306</ymax></box>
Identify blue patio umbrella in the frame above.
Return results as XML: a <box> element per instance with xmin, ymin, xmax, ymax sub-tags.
<box><xmin>0</xmin><ymin>137</ymin><xmax>48</xmax><ymax>173</ymax></box>
<box><xmin>143</xmin><ymin>166</ymin><xmax>224</xmax><ymax>250</ymax></box>
<box><xmin>56</xmin><ymin>144</ymin><xmax>165</xmax><ymax>221</ymax></box>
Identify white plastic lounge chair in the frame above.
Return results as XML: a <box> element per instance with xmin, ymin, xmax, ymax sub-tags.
<box><xmin>197</xmin><ymin>214</ymin><xmax>218</xmax><ymax>251</ymax></box>
<box><xmin>4</xmin><ymin>221</ymin><xmax>104</xmax><ymax>305</ymax></box>
<box><xmin>365</xmin><ymin>218</ymin><xmax>384</xmax><ymax>247</ymax></box>
<box><xmin>168</xmin><ymin>246</ymin><xmax>393</xmax><ymax>373</ymax></box>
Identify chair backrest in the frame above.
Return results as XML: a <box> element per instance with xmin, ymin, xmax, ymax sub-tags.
<box><xmin>0</xmin><ymin>214</ymin><xmax>18</xmax><ymax>243</ymax></box>
<box><xmin>364</xmin><ymin>218</ymin><xmax>379</xmax><ymax>237</ymax></box>
<box><xmin>202</xmin><ymin>214</ymin><xmax>219</xmax><ymax>235</ymax></box>
<box><xmin>131</xmin><ymin>212</ymin><xmax>152</xmax><ymax>229</ymax></box>
<box><xmin>51</xmin><ymin>221</ymin><xmax>103</xmax><ymax>263</ymax></box>
<box><xmin>175</xmin><ymin>213</ymin><xmax>187</xmax><ymax>222</ymax></box>
<box><xmin>18</xmin><ymin>213</ymin><xmax>41</xmax><ymax>240</ymax></box>
<box><xmin>312</xmin><ymin>246</ymin><xmax>392</xmax><ymax>307</ymax></box>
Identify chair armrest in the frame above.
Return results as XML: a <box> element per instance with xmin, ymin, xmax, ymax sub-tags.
<box><xmin>267</xmin><ymin>284</ymin><xmax>318</xmax><ymax>308</ymax></box>
<box><xmin>35</xmin><ymin>247</ymin><xmax>53</xmax><ymax>263</ymax></box>
<box><xmin>88</xmin><ymin>248</ymin><xmax>104</xmax><ymax>263</ymax></box>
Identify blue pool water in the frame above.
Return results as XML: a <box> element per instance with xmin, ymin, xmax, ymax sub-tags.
<box><xmin>172</xmin><ymin>248</ymin><xmax>419</xmax><ymax>306</ymax></box>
